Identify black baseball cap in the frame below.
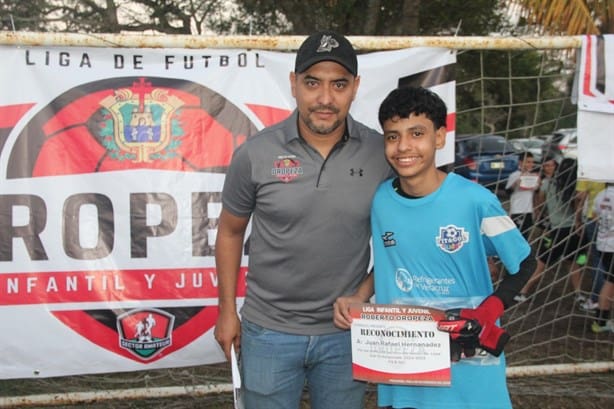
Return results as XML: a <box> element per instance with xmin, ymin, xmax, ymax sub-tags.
<box><xmin>294</xmin><ymin>31</ymin><xmax>358</xmax><ymax>76</ymax></box>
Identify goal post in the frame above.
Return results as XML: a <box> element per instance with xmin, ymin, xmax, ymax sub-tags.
<box><xmin>0</xmin><ymin>31</ymin><xmax>582</xmax><ymax>50</ymax></box>
<box><xmin>0</xmin><ymin>31</ymin><xmax>611</xmax><ymax>408</ymax></box>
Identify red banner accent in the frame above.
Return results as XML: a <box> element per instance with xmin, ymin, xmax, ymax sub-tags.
<box><xmin>247</xmin><ymin>104</ymin><xmax>292</xmax><ymax>127</ymax></box>
<box><xmin>0</xmin><ymin>103</ymin><xmax>34</xmax><ymax>127</ymax></box>
<box><xmin>0</xmin><ymin>267</ymin><xmax>248</xmax><ymax>305</ymax></box>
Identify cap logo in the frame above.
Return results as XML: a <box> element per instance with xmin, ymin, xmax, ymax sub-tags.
<box><xmin>316</xmin><ymin>35</ymin><xmax>339</xmax><ymax>53</ymax></box>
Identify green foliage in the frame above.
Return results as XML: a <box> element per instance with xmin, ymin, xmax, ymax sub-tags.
<box><xmin>0</xmin><ymin>0</ymin><xmax>50</xmax><ymax>31</ymax></box>
<box><xmin>418</xmin><ymin>0</ymin><xmax>505</xmax><ymax>35</ymax></box>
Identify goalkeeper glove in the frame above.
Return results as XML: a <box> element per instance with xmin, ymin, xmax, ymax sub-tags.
<box><xmin>440</xmin><ymin>317</ymin><xmax>481</xmax><ymax>362</ymax></box>
<box><xmin>437</xmin><ymin>295</ymin><xmax>510</xmax><ymax>358</ymax></box>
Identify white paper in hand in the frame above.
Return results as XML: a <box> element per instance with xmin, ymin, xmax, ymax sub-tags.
<box><xmin>231</xmin><ymin>344</ymin><xmax>245</xmax><ymax>409</ymax></box>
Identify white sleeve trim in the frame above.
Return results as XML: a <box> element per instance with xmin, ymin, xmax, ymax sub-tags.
<box><xmin>481</xmin><ymin>215</ymin><xmax>516</xmax><ymax>237</ymax></box>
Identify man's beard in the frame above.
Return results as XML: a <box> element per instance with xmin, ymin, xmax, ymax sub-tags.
<box><xmin>303</xmin><ymin>105</ymin><xmax>342</xmax><ymax>135</ymax></box>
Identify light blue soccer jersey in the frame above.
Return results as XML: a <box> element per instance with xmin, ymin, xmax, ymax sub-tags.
<box><xmin>371</xmin><ymin>173</ymin><xmax>530</xmax><ymax>409</ymax></box>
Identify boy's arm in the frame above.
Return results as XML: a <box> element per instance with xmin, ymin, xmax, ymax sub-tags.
<box><xmin>438</xmin><ymin>267</ymin><xmax>532</xmax><ymax>360</ymax></box>
<box><xmin>492</xmin><ymin>268</ymin><xmax>532</xmax><ymax>308</ymax></box>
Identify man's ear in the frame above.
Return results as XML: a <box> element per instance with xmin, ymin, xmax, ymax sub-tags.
<box><xmin>290</xmin><ymin>71</ymin><xmax>297</xmax><ymax>98</ymax></box>
<box><xmin>351</xmin><ymin>75</ymin><xmax>361</xmax><ymax>101</ymax></box>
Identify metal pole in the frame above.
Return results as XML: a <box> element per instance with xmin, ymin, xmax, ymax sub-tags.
<box><xmin>0</xmin><ymin>31</ymin><xmax>583</xmax><ymax>50</ymax></box>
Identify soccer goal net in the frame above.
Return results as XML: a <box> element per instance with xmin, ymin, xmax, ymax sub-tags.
<box><xmin>0</xmin><ymin>33</ymin><xmax>611</xmax><ymax>409</ymax></box>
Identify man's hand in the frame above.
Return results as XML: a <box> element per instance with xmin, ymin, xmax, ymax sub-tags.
<box><xmin>214</xmin><ymin>309</ymin><xmax>241</xmax><ymax>361</ymax></box>
<box><xmin>437</xmin><ymin>296</ymin><xmax>510</xmax><ymax>358</ymax></box>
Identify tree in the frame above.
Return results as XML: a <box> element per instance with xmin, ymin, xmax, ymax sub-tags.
<box><xmin>1</xmin><ymin>0</ymin><xmax>236</xmax><ymax>34</ymax></box>
<box><xmin>508</xmin><ymin>0</ymin><xmax>614</xmax><ymax>34</ymax></box>
<box><xmin>1</xmin><ymin>0</ymin><xmax>506</xmax><ymax>36</ymax></box>
<box><xmin>1</xmin><ymin>0</ymin><xmax>51</xmax><ymax>31</ymax></box>
<box><xmin>233</xmin><ymin>0</ymin><xmax>505</xmax><ymax>35</ymax></box>
<box><xmin>233</xmin><ymin>0</ymin><xmax>418</xmax><ymax>34</ymax></box>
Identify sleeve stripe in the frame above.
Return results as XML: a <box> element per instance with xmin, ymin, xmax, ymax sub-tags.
<box><xmin>481</xmin><ymin>215</ymin><xmax>517</xmax><ymax>237</ymax></box>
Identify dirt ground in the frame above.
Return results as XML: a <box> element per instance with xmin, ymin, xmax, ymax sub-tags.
<box><xmin>3</xmin><ymin>372</ymin><xmax>613</xmax><ymax>409</ymax></box>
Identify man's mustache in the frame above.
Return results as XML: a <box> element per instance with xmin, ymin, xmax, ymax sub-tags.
<box><xmin>309</xmin><ymin>105</ymin><xmax>339</xmax><ymax>114</ymax></box>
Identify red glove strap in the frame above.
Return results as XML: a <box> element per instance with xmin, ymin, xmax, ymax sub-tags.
<box><xmin>460</xmin><ymin>295</ymin><xmax>508</xmax><ymax>357</ymax></box>
<box><xmin>461</xmin><ymin>295</ymin><xmax>504</xmax><ymax>325</ymax></box>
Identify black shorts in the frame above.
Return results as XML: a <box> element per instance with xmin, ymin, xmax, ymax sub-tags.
<box><xmin>598</xmin><ymin>252</ymin><xmax>614</xmax><ymax>283</ymax></box>
<box><xmin>537</xmin><ymin>226</ymin><xmax>581</xmax><ymax>264</ymax></box>
<box><xmin>510</xmin><ymin>213</ymin><xmax>533</xmax><ymax>239</ymax></box>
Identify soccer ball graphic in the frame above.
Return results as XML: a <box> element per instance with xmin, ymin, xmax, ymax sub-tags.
<box><xmin>445</xmin><ymin>226</ymin><xmax>460</xmax><ymax>240</ymax></box>
<box><xmin>6</xmin><ymin>77</ymin><xmax>257</xmax><ymax>179</ymax></box>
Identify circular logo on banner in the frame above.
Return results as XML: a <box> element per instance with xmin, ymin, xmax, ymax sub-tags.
<box><xmin>6</xmin><ymin>77</ymin><xmax>258</xmax><ymax>179</ymax></box>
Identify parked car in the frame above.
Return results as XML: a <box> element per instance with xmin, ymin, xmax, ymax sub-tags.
<box><xmin>541</xmin><ymin>128</ymin><xmax>577</xmax><ymax>162</ymax></box>
<box><xmin>454</xmin><ymin>134</ymin><xmax>519</xmax><ymax>192</ymax></box>
<box><xmin>510</xmin><ymin>137</ymin><xmax>545</xmax><ymax>163</ymax></box>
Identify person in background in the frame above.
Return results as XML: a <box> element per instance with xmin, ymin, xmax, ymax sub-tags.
<box><xmin>570</xmin><ymin>179</ymin><xmax>606</xmax><ymax>311</ymax></box>
<box><xmin>369</xmin><ymin>86</ymin><xmax>530</xmax><ymax>409</ymax></box>
<box><xmin>591</xmin><ymin>183</ymin><xmax>614</xmax><ymax>333</ymax></box>
<box><xmin>505</xmin><ymin>151</ymin><xmax>540</xmax><ymax>240</ymax></box>
<box><xmin>533</xmin><ymin>156</ymin><xmax>558</xmax><ymax>234</ymax></box>
<box><xmin>514</xmin><ymin>158</ymin><xmax>580</xmax><ymax>302</ymax></box>
<box><xmin>213</xmin><ymin>31</ymin><xmax>392</xmax><ymax>409</ymax></box>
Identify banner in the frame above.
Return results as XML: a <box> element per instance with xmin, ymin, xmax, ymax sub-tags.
<box><xmin>0</xmin><ymin>44</ymin><xmax>455</xmax><ymax>379</ymax></box>
<box><xmin>576</xmin><ymin>35</ymin><xmax>614</xmax><ymax>180</ymax></box>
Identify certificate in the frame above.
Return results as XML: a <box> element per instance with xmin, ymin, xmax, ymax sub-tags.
<box><xmin>350</xmin><ymin>303</ymin><xmax>451</xmax><ymax>386</ymax></box>
<box><xmin>519</xmin><ymin>174</ymin><xmax>539</xmax><ymax>189</ymax></box>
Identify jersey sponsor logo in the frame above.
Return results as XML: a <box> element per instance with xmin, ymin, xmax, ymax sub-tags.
<box><xmin>381</xmin><ymin>231</ymin><xmax>397</xmax><ymax>247</ymax></box>
<box><xmin>436</xmin><ymin>224</ymin><xmax>469</xmax><ymax>253</ymax></box>
<box><xmin>395</xmin><ymin>268</ymin><xmax>413</xmax><ymax>292</ymax></box>
<box><xmin>394</xmin><ymin>270</ymin><xmax>457</xmax><ymax>296</ymax></box>
<box><xmin>272</xmin><ymin>156</ymin><xmax>303</xmax><ymax>182</ymax></box>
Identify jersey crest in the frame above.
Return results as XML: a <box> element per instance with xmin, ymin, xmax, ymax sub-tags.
<box><xmin>436</xmin><ymin>224</ymin><xmax>469</xmax><ymax>253</ymax></box>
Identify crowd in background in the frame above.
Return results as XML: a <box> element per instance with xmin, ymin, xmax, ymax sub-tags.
<box><xmin>503</xmin><ymin>151</ymin><xmax>612</xmax><ymax>333</ymax></box>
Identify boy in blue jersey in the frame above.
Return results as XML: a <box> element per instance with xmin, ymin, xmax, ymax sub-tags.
<box><xmin>371</xmin><ymin>86</ymin><xmax>531</xmax><ymax>409</ymax></box>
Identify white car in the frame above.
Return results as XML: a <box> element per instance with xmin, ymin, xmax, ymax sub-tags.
<box><xmin>540</xmin><ymin>128</ymin><xmax>577</xmax><ymax>162</ymax></box>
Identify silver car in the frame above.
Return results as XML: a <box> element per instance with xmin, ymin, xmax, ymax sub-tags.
<box><xmin>541</xmin><ymin>128</ymin><xmax>577</xmax><ymax>162</ymax></box>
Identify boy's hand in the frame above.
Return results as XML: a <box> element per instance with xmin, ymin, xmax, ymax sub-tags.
<box><xmin>438</xmin><ymin>313</ymin><xmax>481</xmax><ymax>361</ymax></box>
<box><xmin>333</xmin><ymin>295</ymin><xmax>362</xmax><ymax>329</ymax></box>
<box><xmin>438</xmin><ymin>296</ymin><xmax>510</xmax><ymax>358</ymax></box>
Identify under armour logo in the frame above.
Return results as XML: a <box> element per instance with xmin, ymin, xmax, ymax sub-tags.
<box><xmin>317</xmin><ymin>35</ymin><xmax>339</xmax><ymax>53</ymax></box>
<box><xmin>350</xmin><ymin>168</ymin><xmax>363</xmax><ymax>176</ymax></box>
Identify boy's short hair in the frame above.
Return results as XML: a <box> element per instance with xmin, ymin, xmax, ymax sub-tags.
<box><xmin>520</xmin><ymin>151</ymin><xmax>534</xmax><ymax>160</ymax></box>
<box><xmin>378</xmin><ymin>86</ymin><xmax>447</xmax><ymax>129</ymax></box>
